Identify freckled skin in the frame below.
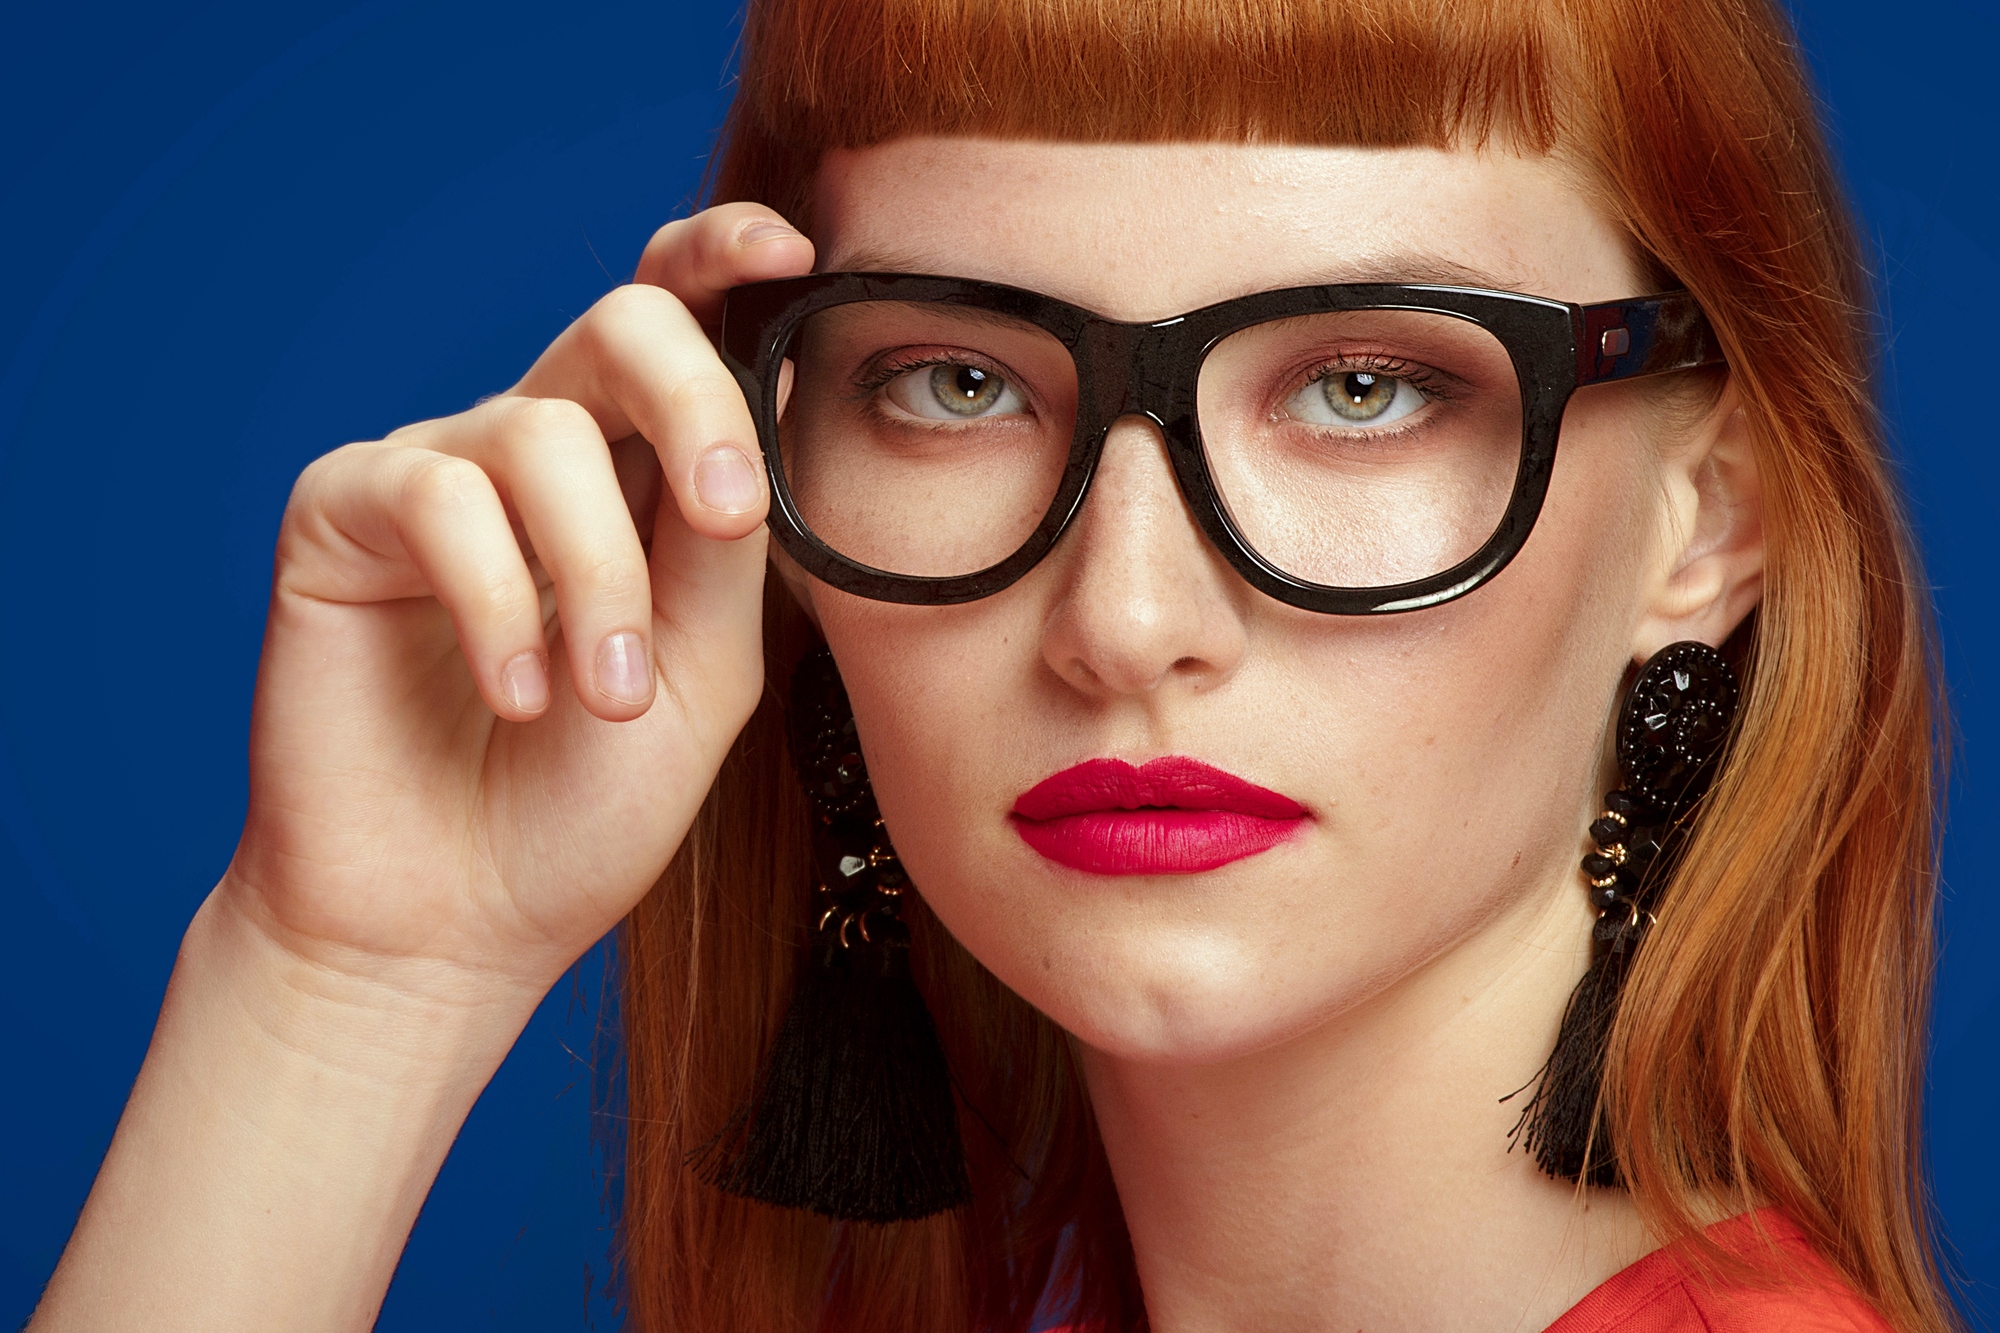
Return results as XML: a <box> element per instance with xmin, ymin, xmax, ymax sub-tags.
<box><xmin>781</xmin><ymin>138</ymin><xmax>1761</xmax><ymax>1331</ymax></box>
<box><xmin>806</xmin><ymin>139</ymin><xmax>1655</xmax><ymax>1063</ymax></box>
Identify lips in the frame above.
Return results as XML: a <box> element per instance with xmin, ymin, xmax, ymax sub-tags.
<box><xmin>1011</xmin><ymin>756</ymin><xmax>1308</xmax><ymax>875</ymax></box>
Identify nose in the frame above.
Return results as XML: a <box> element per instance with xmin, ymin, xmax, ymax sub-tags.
<box><xmin>1037</xmin><ymin>415</ymin><xmax>1251</xmax><ymax>700</ymax></box>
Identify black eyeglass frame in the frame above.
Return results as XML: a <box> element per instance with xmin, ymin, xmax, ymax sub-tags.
<box><xmin>719</xmin><ymin>273</ymin><xmax>1725</xmax><ymax>615</ymax></box>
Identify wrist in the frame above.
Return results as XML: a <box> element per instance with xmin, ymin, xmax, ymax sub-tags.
<box><xmin>185</xmin><ymin>882</ymin><xmax>551</xmax><ymax>1094</ymax></box>
<box><xmin>210</xmin><ymin>859</ymin><xmax>565</xmax><ymax>1007</ymax></box>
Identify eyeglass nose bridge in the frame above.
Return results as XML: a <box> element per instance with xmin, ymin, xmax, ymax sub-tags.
<box><xmin>1057</xmin><ymin>314</ymin><xmax>1240</xmax><ymax>581</ymax></box>
<box><xmin>1074</xmin><ymin>315</ymin><xmax>1189</xmax><ymax>428</ymax></box>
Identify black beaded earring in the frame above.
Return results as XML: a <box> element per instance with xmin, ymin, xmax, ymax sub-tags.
<box><xmin>1511</xmin><ymin>640</ymin><xmax>1739</xmax><ymax>1185</ymax></box>
<box><xmin>691</xmin><ymin>647</ymin><xmax>971</xmax><ymax>1222</ymax></box>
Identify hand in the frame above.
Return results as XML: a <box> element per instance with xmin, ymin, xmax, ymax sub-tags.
<box><xmin>28</xmin><ymin>204</ymin><xmax>820</xmax><ymax>1333</ymax></box>
<box><xmin>221</xmin><ymin>203</ymin><xmax>816</xmax><ymax>1006</ymax></box>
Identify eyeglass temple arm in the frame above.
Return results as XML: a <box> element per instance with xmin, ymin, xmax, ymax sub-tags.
<box><xmin>1574</xmin><ymin>292</ymin><xmax>1726</xmax><ymax>387</ymax></box>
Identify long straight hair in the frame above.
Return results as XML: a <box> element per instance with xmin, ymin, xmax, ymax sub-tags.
<box><xmin>618</xmin><ymin>2</ymin><xmax>1953</xmax><ymax>1329</ymax></box>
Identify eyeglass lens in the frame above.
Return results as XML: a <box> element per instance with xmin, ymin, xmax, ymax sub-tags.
<box><xmin>777</xmin><ymin>301</ymin><xmax>1524</xmax><ymax>589</ymax></box>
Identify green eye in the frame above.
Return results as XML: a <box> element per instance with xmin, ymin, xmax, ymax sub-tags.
<box><xmin>930</xmin><ymin>364</ymin><xmax>1003</xmax><ymax>415</ymax></box>
<box><xmin>1323</xmin><ymin>371</ymin><xmax>1399</xmax><ymax>422</ymax></box>
<box><xmin>1282</xmin><ymin>367</ymin><xmax>1425</xmax><ymax>429</ymax></box>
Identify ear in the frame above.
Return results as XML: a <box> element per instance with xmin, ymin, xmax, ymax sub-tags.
<box><xmin>1630</xmin><ymin>377</ymin><xmax>1765</xmax><ymax>661</ymax></box>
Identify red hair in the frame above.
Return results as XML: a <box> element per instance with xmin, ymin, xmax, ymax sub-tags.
<box><xmin>618</xmin><ymin>2</ymin><xmax>1953</xmax><ymax>1330</ymax></box>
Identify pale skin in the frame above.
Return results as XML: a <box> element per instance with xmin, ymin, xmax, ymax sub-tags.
<box><xmin>29</xmin><ymin>138</ymin><xmax>1764</xmax><ymax>1333</ymax></box>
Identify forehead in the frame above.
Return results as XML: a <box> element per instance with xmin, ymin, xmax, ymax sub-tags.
<box><xmin>813</xmin><ymin>138</ymin><xmax>1640</xmax><ymax>321</ymax></box>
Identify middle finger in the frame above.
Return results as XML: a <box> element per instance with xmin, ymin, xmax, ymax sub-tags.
<box><xmin>508</xmin><ymin>283</ymin><xmax>768</xmax><ymax>543</ymax></box>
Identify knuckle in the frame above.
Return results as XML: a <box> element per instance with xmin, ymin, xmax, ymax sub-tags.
<box><xmin>400</xmin><ymin>452</ymin><xmax>491</xmax><ymax>515</ymax></box>
<box><xmin>299</xmin><ymin>437</ymin><xmax>370</xmax><ymax>479</ymax></box>
<box><xmin>598</xmin><ymin>279</ymin><xmax>674</xmax><ymax>318</ymax></box>
<box><xmin>561</xmin><ymin>549</ymin><xmax>651</xmax><ymax>608</ymax></box>
<box><xmin>285</xmin><ymin>442</ymin><xmax>380</xmax><ymax>517</ymax></box>
<box><xmin>465</xmin><ymin>569</ymin><xmax>536</xmax><ymax>625</ymax></box>
<box><xmin>382</xmin><ymin>416</ymin><xmax>439</xmax><ymax>444</ymax></box>
<box><xmin>287</xmin><ymin>449</ymin><xmax>341</xmax><ymax>505</ymax></box>
<box><xmin>659</xmin><ymin>366</ymin><xmax>742</xmax><ymax>418</ymax></box>
<box><xmin>640</xmin><ymin>216</ymin><xmax>692</xmax><ymax>264</ymax></box>
<box><xmin>488</xmin><ymin>395</ymin><xmax>600</xmax><ymax>453</ymax></box>
<box><xmin>588</xmin><ymin>283</ymin><xmax>683</xmax><ymax>347</ymax></box>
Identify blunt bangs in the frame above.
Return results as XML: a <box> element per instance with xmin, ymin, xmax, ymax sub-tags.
<box><xmin>725</xmin><ymin>0</ymin><xmax>1575</xmax><ymax>223</ymax></box>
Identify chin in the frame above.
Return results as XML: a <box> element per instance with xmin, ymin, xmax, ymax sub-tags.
<box><xmin>988</xmin><ymin>922</ymin><xmax>1352</xmax><ymax>1066</ymax></box>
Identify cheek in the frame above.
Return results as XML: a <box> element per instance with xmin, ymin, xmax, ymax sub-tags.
<box><xmin>818</xmin><ymin>594</ymin><xmax>1046</xmax><ymax>910</ymax></box>
<box><xmin>814</xmin><ymin>403</ymin><xmax>1662</xmax><ymax>1063</ymax></box>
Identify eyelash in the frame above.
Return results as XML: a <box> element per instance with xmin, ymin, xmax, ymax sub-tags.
<box><xmin>1296</xmin><ymin>353</ymin><xmax>1449</xmax><ymax>403</ymax></box>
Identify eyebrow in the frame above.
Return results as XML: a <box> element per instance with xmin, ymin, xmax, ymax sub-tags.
<box><xmin>1323</xmin><ymin>250</ymin><xmax>1533</xmax><ymax>291</ymax></box>
<box><xmin>823</xmin><ymin>245</ymin><xmax>1536</xmax><ymax>304</ymax></box>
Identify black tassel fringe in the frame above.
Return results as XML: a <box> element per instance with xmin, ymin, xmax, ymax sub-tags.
<box><xmin>690</xmin><ymin>646</ymin><xmax>971</xmax><ymax>1223</ymax></box>
<box><xmin>691</xmin><ymin>930</ymin><xmax>971</xmax><ymax>1222</ymax></box>
<box><xmin>1508</xmin><ymin>912</ymin><xmax>1647</xmax><ymax>1186</ymax></box>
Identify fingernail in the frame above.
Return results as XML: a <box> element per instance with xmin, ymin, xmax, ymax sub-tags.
<box><xmin>595</xmin><ymin>632</ymin><xmax>651</xmax><ymax>706</ymax></box>
<box><xmin>500</xmin><ymin>651</ymin><xmax>549</xmax><ymax>714</ymax></box>
<box><xmin>693</xmin><ymin>444</ymin><xmax>762</xmax><ymax>514</ymax></box>
<box><xmin>740</xmin><ymin>219</ymin><xmax>802</xmax><ymax>246</ymax></box>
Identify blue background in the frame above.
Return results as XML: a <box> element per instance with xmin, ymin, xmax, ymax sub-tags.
<box><xmin>0</xmin><ymin>2</ymin><xmax>1992</xmax><ymax>1328</ymax></box>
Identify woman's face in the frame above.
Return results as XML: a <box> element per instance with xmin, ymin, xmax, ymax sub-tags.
<box><xmin>798</xmin><ymin>138</ymin><xmax>1700</xmax><ymax>1065</ymax></box>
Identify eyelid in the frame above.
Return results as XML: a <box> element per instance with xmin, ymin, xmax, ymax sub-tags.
<box><xmin>1297</xmin><ymin>351</ymin><xmax>1451</xmax><ymax>398</ymax></box>
<box><xmin>858</xmin><ymin>345</ymin><xmax>1009</xmax><ymax>385</ymax></box>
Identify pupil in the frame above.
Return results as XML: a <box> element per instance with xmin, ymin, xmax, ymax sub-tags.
<box><xmin>1342</xmin><ymin>373</ymin><xmax>1378</xmax><ymax>404</ymax></box>
<box><xmin>953</xmin><ymin>367</ymin><xmax>988</xmax><ymax>400</ymax></box>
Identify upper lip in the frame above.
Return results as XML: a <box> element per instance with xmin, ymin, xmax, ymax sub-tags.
<box><xmin>1012</xmin><ymin>756</ymin><xmax>1307</xmax><ymax>821</ymax></box>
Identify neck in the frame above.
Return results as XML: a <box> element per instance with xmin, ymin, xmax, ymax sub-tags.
<box><xmin>1078</xmin><ymin>886</ymin><xmax>1654</xmax><ymax>1333</ymax></box>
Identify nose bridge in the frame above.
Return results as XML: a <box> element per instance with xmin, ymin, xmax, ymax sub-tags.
<box><xmin>1043</xmin><ymin>320</ymin><xmax>1247</xmax><ymax>698</ymax></box>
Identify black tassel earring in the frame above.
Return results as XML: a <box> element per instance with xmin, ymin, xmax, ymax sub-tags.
<box><xmin>691</xmin><ymin>646</ymin><xmax>972</xmax><ymax>1223</ymax></box>
<box><xmin>1511</xmin><ymin>640</ymin><xmax>1739</xmax><ymax>1185</ymax></box>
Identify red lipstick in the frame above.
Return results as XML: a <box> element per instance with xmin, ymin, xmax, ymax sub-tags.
<box><xmin>1011</xmin><ymin>756</ymin><xmax>1308</xmax><ymax>875</ymax></box>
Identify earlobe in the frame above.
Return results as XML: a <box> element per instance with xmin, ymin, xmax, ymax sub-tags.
<box><xmin>1631</xmin><ymin>378</ymin><xmax>1765</xmax><ymax>660</ymax></box>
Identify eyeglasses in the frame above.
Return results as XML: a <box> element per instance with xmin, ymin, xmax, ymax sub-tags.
<box><xmin>720</xmin><ymin>274</ymin><xmax>1724</xmax><ymax>615</ymax></box>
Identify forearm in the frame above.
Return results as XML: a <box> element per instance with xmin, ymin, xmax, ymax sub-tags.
<box><xmin>29</xmin><ymin>887</ymin><xmax>545</xmax><ymax>1333</ymax></box>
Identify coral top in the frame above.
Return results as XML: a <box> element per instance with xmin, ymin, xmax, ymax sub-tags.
<box><xmin>1049</xmin><ymin>1210</ymin><xmax>1893</xmax><ymax>1331</ymax></box>
<box><xmin>1546</xmin><ymin>1209</ymin><xmax>1893</xmax><ymax>1332</ymax></box>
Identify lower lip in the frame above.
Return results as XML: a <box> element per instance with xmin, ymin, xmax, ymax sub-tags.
<box><xmin>1013</xmin><ymin>808</ymin><xmax>1304</xmax><ymax>875</ymax></box>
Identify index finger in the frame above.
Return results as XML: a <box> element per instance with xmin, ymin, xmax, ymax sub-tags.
<box><xmin>633</xmin><ymin>202</ymin><xmax>817</xmax><ymax>328</ymax></box>
<box><xmin>507</xmin><ymin>285</ymin><xmax>768</xmax><ymax>540</ymax></box>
